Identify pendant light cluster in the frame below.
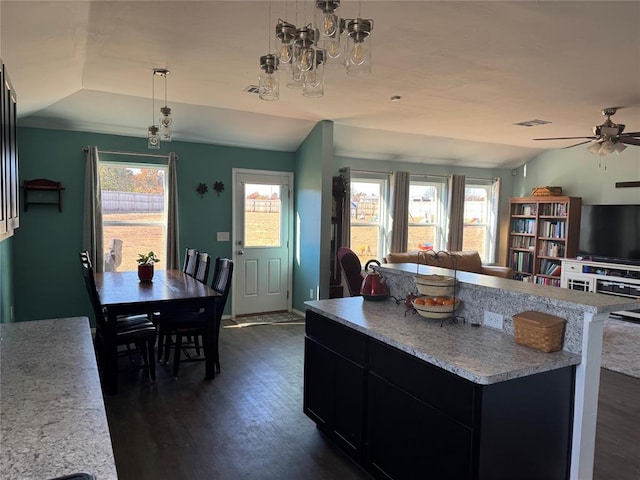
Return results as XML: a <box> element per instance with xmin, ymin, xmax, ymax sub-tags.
<box><xmin>260</xmin><ymin>0</ymin><xmax>373</xmax><ymax>101</ymax></box>
<box><xmin>148</xmin><ymin>68</ymin><xmax>173</xmax><ymax>149</ymax></box>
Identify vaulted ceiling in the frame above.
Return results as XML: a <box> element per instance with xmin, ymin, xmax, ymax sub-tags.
<box><xmin>1</xmin><ymin>1</ymin><xmax>639</xmax><ymax>168</ymax></box>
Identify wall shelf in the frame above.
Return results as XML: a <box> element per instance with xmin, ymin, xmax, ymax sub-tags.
<box><xmin>22</xmin><ymin>179</ymin><xmax>65</xmax><ymax>212</ymax></box>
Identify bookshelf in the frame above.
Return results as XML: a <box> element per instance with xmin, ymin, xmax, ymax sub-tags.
<box><xmin>508</xmin><ymin>196</ymin><xmax>582</xmax><ymax>287</ymax></box>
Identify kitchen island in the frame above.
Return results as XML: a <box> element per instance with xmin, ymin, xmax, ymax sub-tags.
<box><xmin>305</xmin><ymin>263</ymin><xmax>640</xmax><ymax>480</ymax></box>
<box><xmin>0</xmin><ymin>317</ymin><xmax>118</xmax><ymax>480</ymax></box>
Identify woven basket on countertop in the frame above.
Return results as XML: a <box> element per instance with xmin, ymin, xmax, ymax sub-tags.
<box><xmin>512</xmin><ymin>311</ymin><xmax>566</xmax><ymax>353</ymax></box>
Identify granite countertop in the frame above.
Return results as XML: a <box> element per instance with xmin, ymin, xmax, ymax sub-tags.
<box><xmin>0</xmin><ymin>317</ymin><xmax>118</xmax><ymax>480</ymax></box>
<box><xmin>380</xmin><ymin>262</ymin><xmax>640</xmax><ymax>314</ymax></box>
<box><xmin>305</xmin><ymin>297</ymin><xmax>581</xmax><ymax>385</ymax></box>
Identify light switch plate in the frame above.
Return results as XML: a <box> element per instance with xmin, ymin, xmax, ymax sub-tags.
<box><xmin>216</xmin><ymin>231</ymin><xmax>230</xmax><ymax>241</ymax></box>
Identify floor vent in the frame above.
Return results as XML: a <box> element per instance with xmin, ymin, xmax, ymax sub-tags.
<box><xmin>244</xmin><ymin>85</ymin><xmax>260</xmax><ymax>94</ymax></box>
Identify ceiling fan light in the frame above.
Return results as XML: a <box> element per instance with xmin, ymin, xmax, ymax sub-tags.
<box><xmin>587</xmin><ymin>142</ymin><xmax>602</xmax><ymax>154</ymax></box>
<box><xmin>600</xmin><ymin>139</ymin><xmax>615</xmax><ymax>155</ymax></box>
<box><xmin>614</xmin><ymin>142</ymin><xmax>627</xmax><ymax>154</ymax></box>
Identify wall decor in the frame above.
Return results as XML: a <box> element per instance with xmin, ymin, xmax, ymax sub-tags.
<box><xmin>213</xmin><ymin>181</ymin><xmax>225</xmax><ymax>196</ymax></box>
<box><xmin>196</xmin><ymin>183</ymin><xmax>208</xmax><ymax>198</ymax></box>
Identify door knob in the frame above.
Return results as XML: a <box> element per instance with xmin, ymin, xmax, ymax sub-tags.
<box><xmin>237</xmin><ymin>250</ymin><xmax>244</xmax><ymax>255</ymax></box>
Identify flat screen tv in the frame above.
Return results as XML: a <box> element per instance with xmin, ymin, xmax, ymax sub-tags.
<box><xmin>579</xmin><ymin>204</ymin><xmax>640</xmax><ymax>265</ymax></box>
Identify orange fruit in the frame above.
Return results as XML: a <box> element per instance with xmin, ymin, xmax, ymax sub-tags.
<box><xmin>442</xmin><ymin>298</ymin><xmax>455</xmax><ymax>306</ymax></box>
<box><xmin>434</xmin><ymin>296</ymin><xmax>449</xmax><ymax>304</ymax></box>
<box><xmin>425</xmin><ymin>298</ymin><xmax>438</xmax><ymax>306</ymax></box>
<box><xmin>414</xmin><ymin>297</ymin><xmax>426</xmax><ymax>305</ymax></box>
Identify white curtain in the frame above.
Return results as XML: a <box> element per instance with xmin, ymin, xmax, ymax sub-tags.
<box><xmin>447</xmin><ymin>174</ymin><xmax>465</xmax><ymax>251</ymax></box>
<box><xmin>389</xmin><ymin>171</ymin><xmax>410</xmax><ymax>253</ymax></box>
<box><xmin>166</xmin><ymin>152</ymin><xmax>180</xmax><ymax>270</ymax></box>
<box><xmin>339</xmin><ymin>167</ymin><xmax>351</xmax><ymax>247</ymax></box>
<box><xmin>83</xmin><ymin>146</ymin><xmax>104</xmax><ymax>272</ymax></box>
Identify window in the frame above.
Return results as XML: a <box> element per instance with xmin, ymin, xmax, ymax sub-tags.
<box><xmin>408</xmin><ymin>178</ymin><xmax>446</xmax><ymax>252</ymax></box>
<box><xmin>100</xmin><ymin>162</ymin><xmax>168</xmax><ymax>272</ymax></box>
<box><xmin>462</xmin><ymin>179</ymin><xmax>499</xmax><ymax>263</ymax></box>
<box><xmin>349</xmin><ymin>177</ymin><xmax>387</xmax><ymax>265</ymax></box>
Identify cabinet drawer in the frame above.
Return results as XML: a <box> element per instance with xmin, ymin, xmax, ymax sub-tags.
<box><xmin>369</xmin><ymin>339</ymin><xmax>476</xmax><ymax>426</ymax></box>
<box><xmin>562</xmin><ymin>261</ymin><xmax>582</xmax><ymax>272</ymax></box>
<box><xmin>305</xmin><ymin>311</ymin><xmax>366</xmax><ymax>366</ymax></box>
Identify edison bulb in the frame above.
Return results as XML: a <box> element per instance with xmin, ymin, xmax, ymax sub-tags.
<box><xmin>279</xmin><ymin>43</ymin><xmax>292</xmax><ymax>64</ymax></box>
<box><xmin>259</xmin><ymin>71</ymin><xmax>279</xmax><ymax>101</ymax></box>
<box><xmin>350</xmin><ymin>42</ymin><xmax>365</xmax><ymax>65</ymax></box>
<box><xmin>327</xmin><ymin>39</ymin><xmax>342</xmax><ymax>59</ymax></box>
<box><xmin>323</xmin><ymin>13</ymin><xmax>337</xmax><ymax>36</ymax></box>
<box><xmin>298</xmin><ymin>48</ymin><xmax>313</xmax><ymax>72</ymax></box>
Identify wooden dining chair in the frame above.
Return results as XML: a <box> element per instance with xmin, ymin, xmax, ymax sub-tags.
<box><xmin>80</xmin><ymin>251</ymin><xmax>157</xmax><ymax>386</ymax></box>
<box><xmin>155</xmin><ymin>257</ymin><xmax>234</xmax><ymax>378</ymax></box>
<box><xmin>194</xmin><ymin>252</ymin><xmax>211</xmax><ymax>284</ymax></box>
<box><xmin>184</xmin><ymin>248</ymin><xmax>199</xmax><ymax>277</ymax></box>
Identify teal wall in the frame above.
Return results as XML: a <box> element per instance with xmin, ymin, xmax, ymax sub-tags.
<box><xmin>0</xmin><ymin>236</ymin><xmax>13</xmax><ymax>322</ymax></box>
<box><xmin>293</xmin><ymin>121</ymin><xmax>333</xmax><ymax>311</ymax></box>
<box><xmin>14</xmin><ymin>127</ymin><xmax>295</xmax><ymax>323</ymax></box>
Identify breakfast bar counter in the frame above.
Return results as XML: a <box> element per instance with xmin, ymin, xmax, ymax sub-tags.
<box><xmin>306</xmin><ymin>296</ymin><xmax>580</xmax><ymax>385</ymax></box>
<box><xmin>304</xmin><ymin>264</ymin><xmax>640</xmax><ymax>480</ymax></box>
<box><xmin>0</xmin><ymin>317</ymin><xmax>118</xmax><ymax>480</ymax></box>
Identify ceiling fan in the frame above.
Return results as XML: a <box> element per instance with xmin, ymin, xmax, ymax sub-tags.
<box><xmin>533</xmin><ymin>107</ymin><xmax>640</xmax><ymax>154</ymax></box>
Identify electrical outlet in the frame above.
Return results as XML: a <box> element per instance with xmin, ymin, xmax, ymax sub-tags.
<box><xmin>483</xmin><ymin>311</ymin><xmax>504</xmax><ymax>330</ymax></box>
<box><xmin>309</xmin><ymin>289</ymin><xmax>314</xmax><ymax>299</ymax></box>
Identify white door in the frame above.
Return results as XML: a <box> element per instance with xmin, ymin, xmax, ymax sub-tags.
<box><xmin>232</xmin><ymin>170</ymin><xmax>292</xmax><ymax>316</ymax></box>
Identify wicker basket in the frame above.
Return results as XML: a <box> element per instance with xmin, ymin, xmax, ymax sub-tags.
<box><xmin>412</xmin><ymin>298</ymin><xmax>460</xmax><ymax>319</ymax></box>
<box><xmin>512</xmin><ymin>311</ymin><xmax>566</xmax><ymax>353</ymax></box>
<box><xmin>531</xmin><ymin>186</ymin><xmax>563</xmax><ymax>196</ymax></box>
<box><xmin>414</xmin><ymin>274</ymin><xmax>456</xmax><ymax>296</ymax></box>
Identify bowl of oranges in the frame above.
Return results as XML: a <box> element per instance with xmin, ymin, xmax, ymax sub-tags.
<box><xmin>414</xmin><ymin>274</ymin><xmax>456</xmax><ymax>297</ymax></box>
<box><xmin>411</xmin><ymin>295</ymin><xmax>461</xmax><ymax>319</ymax></box>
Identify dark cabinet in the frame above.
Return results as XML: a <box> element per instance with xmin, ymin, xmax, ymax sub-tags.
<box><xmin>303</xmin><ymin>311</ymin><xmax>366</xmax><ymax>461</ymax></box>
<box><xmin>367</xmin><ymin>373</ymin><xmax>472</xmax><ymax>480</ymax></box>
<box><xmin>1</xmin><ymin>60</ymin><xmax>19</xmax><ymax>238</ymax></box>
<box><xmin>304</xmin><ymin>310</ymin><xmax>575</xmax><ymax>480</ymax></box>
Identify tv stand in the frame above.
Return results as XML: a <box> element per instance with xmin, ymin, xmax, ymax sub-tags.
<box><xmin>561</xmin><ymin>258</ymin><xmax>640</xmax><ymax>298</ymax></box>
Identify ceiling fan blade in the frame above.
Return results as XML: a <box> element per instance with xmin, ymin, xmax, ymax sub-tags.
<box><xmin>562</xmin><ymin>140</ymin><xmax>592</xmax><ymax>149</ymax></box>
<box><xmin>620</xmin><ymin>137</ymin><xmax>640</xmax><ymax>146</ymax></box>
<box><xmin>533</xmin><ymin>136</ymin><xmax>596</xmax><ymax>141</ymax></box>
<box><xmin>621</xmin><ymin>132</ymin><xmax>640</xmax><ymax>136</ymax></box>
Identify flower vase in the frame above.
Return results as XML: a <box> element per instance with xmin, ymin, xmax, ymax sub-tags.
<box><xmin>138</xmin><ymin>264</ymin><xmax>154</xmax><ymax>282</ymax></box>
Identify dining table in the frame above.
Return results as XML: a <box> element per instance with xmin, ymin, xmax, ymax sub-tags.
<box><xmin>94</xmin><ymin>269</ymin><xmax>221</xmax><ymax>394</ymax></box>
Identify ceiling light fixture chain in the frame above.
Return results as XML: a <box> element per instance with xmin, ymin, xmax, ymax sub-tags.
<box><xmin>148</xmin><ymin>69</ymin><xmax>160</xmax><ymax>149</ymax></box>
<box><xmin>155</xmin><ymin>68</ymin><xmax>172</xmax><ymax>142</ymax></box>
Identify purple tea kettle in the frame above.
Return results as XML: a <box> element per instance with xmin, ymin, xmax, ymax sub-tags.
<box><xmin>360</xmin><ymin>260</ymin><xmax>390</xmax><ymax>301</ymax></box>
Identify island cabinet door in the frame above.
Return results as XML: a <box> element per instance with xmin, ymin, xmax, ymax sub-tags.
<box><xmin>366</xmin><ymin>372</ymin><xmax>473</xmax><ymax>480</ymax></box>
<box><xmin>303</xmin><ymin>312</ymin><xmax>367</xmax><ymax>461</ymax></box>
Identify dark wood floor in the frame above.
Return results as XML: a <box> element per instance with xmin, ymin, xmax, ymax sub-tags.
<box><xmin>105</xmin><ymin>319</ymin><xmax>639</xmax><ymax>480</ymax></box>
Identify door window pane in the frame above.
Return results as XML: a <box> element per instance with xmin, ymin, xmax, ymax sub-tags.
<box><xmin>244</xmin><ymin>183</ymin><xmax>281</xmax><ymax>247</ymax></box>
<box><xmin>100</xmin><ymin>163</ymin><xmax>167</xmax><ymax>272</ymax></box>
